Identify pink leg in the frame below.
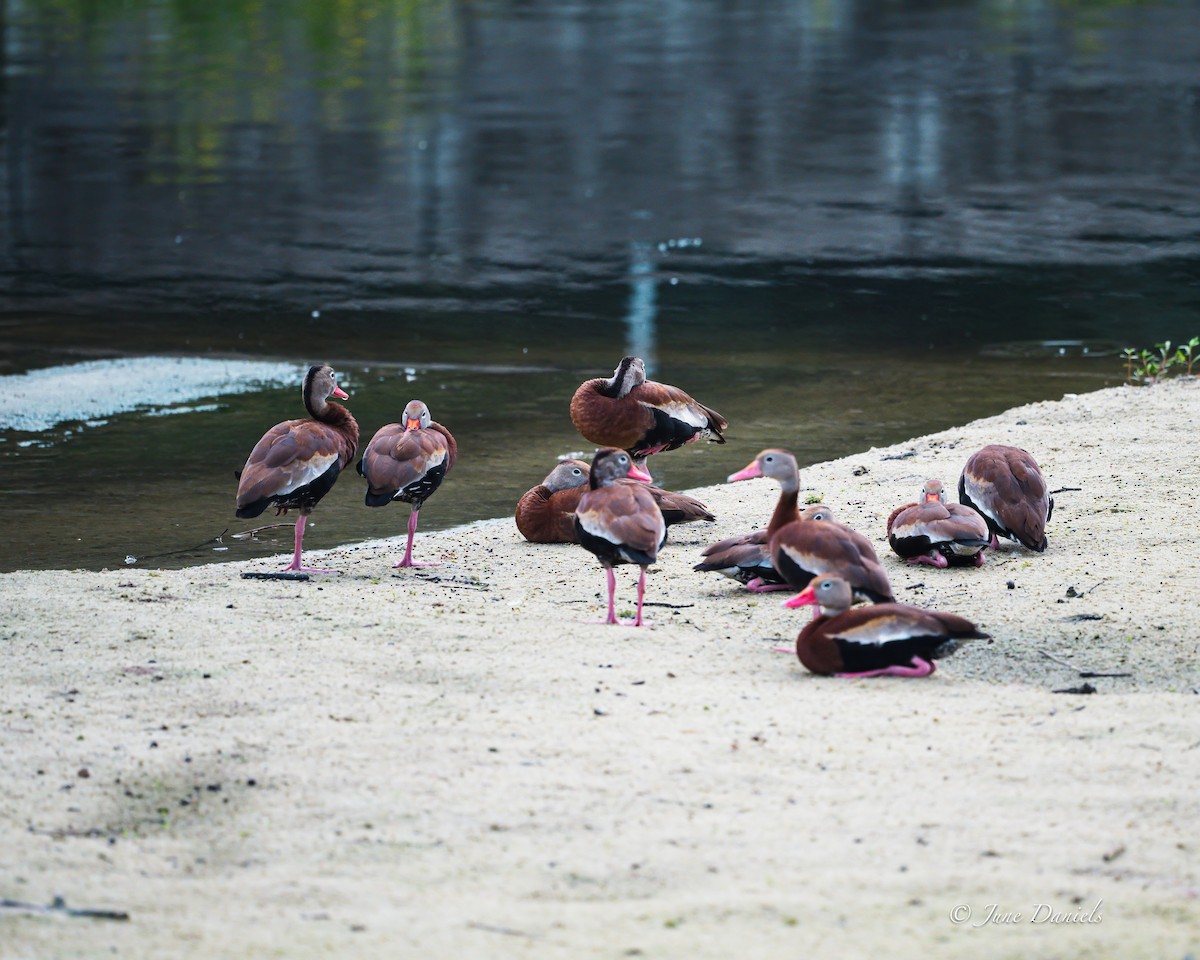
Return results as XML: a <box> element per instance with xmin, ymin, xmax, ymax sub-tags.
<box><xmin>989</xmin><ymin>534</ymin><xmax>1000</xmax><ymax>550</ymax></box>
<box><xmin>835</xmin><ymin>657</ymin><xmax>936</xmax><ymax>678</ymax></box>
<box><xmin>602</xmin><ymin>568</ymin><xmax>619</xmax><ymax>625</ymax></box>
<box><xmin>281</xmin><ymin>514</ymin><xmax>338</xmax><ymax>574</ymax></box>
<box><xmin>907</xmin><ymin>553</ymin><xmax>949</xmax><ymax>568</ymax></box>
<box><xmin>745</xmin><ymin>577</ymin><xmax>791</xmax><ymax>593</ymax></box>
<box><xmin>394</xmin><ymin>509</ymin><xmax>438</xmax><ymax>568</ymax></box>
<box><xmin>972</xmin><ymin>550</ymin><xmax>987</xmax><ymax>567</ymax></box>
<box><xmin>633</xmin><ymin>568</ymin><xmax>648</xmax><ymax>626</ymax></box>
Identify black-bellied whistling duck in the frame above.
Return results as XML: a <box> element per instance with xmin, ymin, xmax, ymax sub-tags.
<box><xmin>570</xmin><ymin>356</ymin><xmax>727</xmax><ymax>460</ymax></box>
<box><xmin>785</xmin><ymin>575</ymin><xmax>988</xmax><ymax>677</ymax></box>
<box><xmin>694</xmin><ymin>447</ymin><xmax>832</xmax><ymax>591</ymax></box>
<box><xmin>516</xmin><ymin>459</ymin><xmax>714</xmax><ymax>544</ymax></box>
<box><xmin>887</xmin><ymin>478</ymin><xmax>990</xmax><ymax>568</ymax></box>
<box><xmin>574</xmin><ymin>448</ymin><xmax>667</xmax><ymax>626</ymax></box>
<box><xmin>235</xmin><ymin>364</ymin><xmax>359</xmax><ymax>573</ymax></box>
<box><xmin>358</xmin><ymin>399</ymin><xmax>457</xmax><ymax>568</ymax></box>
<box><xmin>694</xmin><ymin>504</ymin><xmax>834</xmax><ymax>591</ymax></box>
<box><xmin>771</xmin><ymin>519</ymin><xmax>894</xmax><ymax>609</ymax></box>
<box><xmin>958</xmin><ymin>444</ymin><xmax>1053</xmax><ymax>552</ymax></box>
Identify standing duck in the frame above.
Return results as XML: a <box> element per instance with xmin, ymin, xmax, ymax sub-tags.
<box><xmin>574</xmin><ymin>448</ymin><xmax>667</xmax><ymax>626</ymax></box>
<box><xmin>887</xmin><ymin>478</ymin><xmax>990</xmax><ymax>567</ymax></box>
<box><xmin>358</xmin><ymin>399</ymin><xmax>457</xmax><ymax>568</ymax></box>
<box><xmin>785</xmin><ymin>575</ymin><xmax>988</xmax><ymax>677</ymax></box>
<box><xmin>516</xmin><ymin>459</ymin><xmax>715</xmax><ymax>544</ymax></box>
<box><xmin>694</xmin><ymin>448</ymin><xmax>831</xmax><ymax>591</ymax></box>
<box><xmin>958</xmin><ymin>444</ymin><xmax>1053</xmax><ymax>552</ymax></box>
<box><xmin>570</xmin><ymin>356</ymin><xmax>727</xmax><ymax>459</ymax></box>
<box><xmin>235</xmin><ymin>364</ymin><xmax>359</xmax><ymax>573</ymax></box>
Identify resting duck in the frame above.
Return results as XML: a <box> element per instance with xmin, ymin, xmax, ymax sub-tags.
<box><xmin>693</xmin><ymin>447</ymin><xmax>833</xmax><ymax>591</ymax></box>
<box><xmin>574</xmin><ymin>448</ymin><xmax>667</xmax><ymax>626</ymax></box>
<box><xmin>694</xmin><ymin>504</ymin><xmax>834</xmax><ymax>591</ymax></box>
<box><xmin>785</xmin><ymin>575</ymin><xmax>988</xmax><ymax>677</ymax></box>
<box><xmin>887</xmin><ymin>478</ymin><xmax>990</xmax><ymax>568</ymax></box>
<box><xmin>771</xmin><ymin>519</ymin><xmax>894</xmax><ymax>610</ymax></box>
<box><xmin>958</xmin><ymin>444</ymin><xmax>1053</xmax><ymax>552</ymax></box>
<box><xmin>235</xmin><ymin>364</ymin><xmax>359</xmax><ymax>573</ymax></box>
<box><xmin>515</xmin><ymin>458</ymin><xmax>715</xmax><ymax>544</ymax></box>
<box><xmin>570</xmin><ymin>356</ymin><xmax>727</xmax><ymax>459</ymax></box>
<box><xmin>358</xmin><ymin>399</ymin><xmax>457</xmax><ymax>568</ymax></box>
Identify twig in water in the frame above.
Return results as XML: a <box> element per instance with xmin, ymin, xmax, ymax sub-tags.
<box><xmin>228</xmin><ymin>522</ymin><xmax>296</xmax><ymax>541</ymax></box>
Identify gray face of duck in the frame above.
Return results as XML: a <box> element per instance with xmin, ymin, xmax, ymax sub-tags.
<box><xmin>303</xmin><ymin>364</ymin><xmax>348</xmax><ymax>414</ymax></box>
<box><xmin>589</xmin><ymin>448</ymin><xmax>639</xmax><ymax>487</ymax></box>
<box><xmin>922</xmin><ymin>479</ymin><xmax>946</xmax><ymax>504</ymax></box>
<box><xmin>543</xmin><ymin>459</ymin><xmax>590</xmax><ymax>493</ymax></box>
<box><xmin>799</xmin><ymin>504</ymin><xmax>835</xmax><ymax>522</ymax></box>
<box><xmin>402</xmin><ymin>400</ymin><xmax>432</xmax><ymax>431</ymax></box>
<box><xmin>728</xmin><ymin>448</ymin><xmax>800</xmax><ymax>486</ymax></box>
<box><xmin>608</xmin><ymin>356</ymin><xmax>647</xmax><ymax>398</ymax></box>
<box><xmin>808</xmin><ymin>575</ymin><xmax>855</xmax><ymax>615</ymax></box>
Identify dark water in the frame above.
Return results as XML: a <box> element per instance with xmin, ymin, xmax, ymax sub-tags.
<box><xmin>2</xmin><ymin>0</ymin><xmax>1199</xmax><ymax>571</ymax></box>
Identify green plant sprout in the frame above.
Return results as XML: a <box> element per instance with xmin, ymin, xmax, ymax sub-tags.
<box><xmin>1122</xmin><ymin>338</ymin><xmax>1197</xmax><ymax>385</ymax></box>
<box><xmin>1178</xmin><ymin>336</ymin><xmax>1199</xmax><ymax>376</ymax></box>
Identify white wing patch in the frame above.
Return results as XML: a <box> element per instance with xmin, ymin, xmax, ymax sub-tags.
<box><xmin>277</xmin><ymin>453</ymin><xmax>337</xmax><ymax>495</ymax></box>
<box><xmin>833</xmin><ymin>616</ymin><xmax>936</xmax><ymax>647</ymax></box>
<box><xmin>652</xmin><ymin>400</ymin><xmax>708</xmax><ymax>430</ymax></box>
<box><xmin>576</xmin><ymin>510</ymin><xmax>619</xmax><ymax>546</ymax></box>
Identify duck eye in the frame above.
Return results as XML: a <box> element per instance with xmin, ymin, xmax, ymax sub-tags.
<box><xmin>573</xmin><ymin>469</ymin><xmax>581</xmax><ymax>475</ymax></box>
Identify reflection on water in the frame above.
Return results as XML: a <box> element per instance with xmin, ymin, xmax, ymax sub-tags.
<box><xmin>4</xmin><ymin>0</ymin><xmax>1200</xmax><ymax>313</ymax></box>
<box><xmin>1</xmin><ymin>0</ymin><xmax>1197</xmax><ymax>570</ymax></box>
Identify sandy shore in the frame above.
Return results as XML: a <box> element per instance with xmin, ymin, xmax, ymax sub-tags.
<box><xmin>2</xmin><ymin>378</ymin><xmax>1198</xmax><ymax>958</ymax></box>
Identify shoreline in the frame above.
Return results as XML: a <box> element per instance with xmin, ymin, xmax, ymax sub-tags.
<box><xmin>3</xmin><ymin>379</ymin><xmax>1198</xmax><ymax>957</ymax></box>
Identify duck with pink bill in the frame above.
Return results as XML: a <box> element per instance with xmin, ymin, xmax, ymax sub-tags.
<box><xmin>887</xmin><ymin>478</ymin><xmax>990</xmax><ymax>568</ymax></box>
<box><xmin>694</xmin><ymin>448</ymin><xmax>834</xmax><ymax>592</ymax></box>
<box><xmin>784</xmin><ymin>575</ymin><xmax>988</xmax><ymax>678</ymax></box>
<box><xmin>235</xmin><ymin>364</ymin><xmax>359</xmax><ymax>573</ymax></box>
<box><xmin>712</xmin><ymin>450</ymin><xmax>892</xmax><ymax>605</ymax></box>
<box><xmin>358</xmin><ymin>399</ymin><xmax>457</xmax><ymax>568</ymax></box>
<box><xmin>573</xmin><ymin>448</ymin><xmax>666</xmax><ymax>626</ymax></box>
<box><xmin>516</xmin><ymin>458</ymin><xmax>714</xmax><ymax>544</ymax></box>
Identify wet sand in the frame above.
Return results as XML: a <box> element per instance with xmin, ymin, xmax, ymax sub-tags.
<box><xmin>2</xmin><ymin>378</ymin><xmax>1198</xmax><ymax>958</ymax></box>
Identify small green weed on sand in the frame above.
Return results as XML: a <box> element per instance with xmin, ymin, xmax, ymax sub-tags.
<box><xmin>1122</xmin><ymin>337</ymin><xmax>1198</xmax><ymax>385</ymax></box>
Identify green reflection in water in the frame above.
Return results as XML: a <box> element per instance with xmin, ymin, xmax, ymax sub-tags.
<box><xmin>18</xmin><ymin>0</ymin><xmax>463</xmax><ymax>184</ymax></box>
